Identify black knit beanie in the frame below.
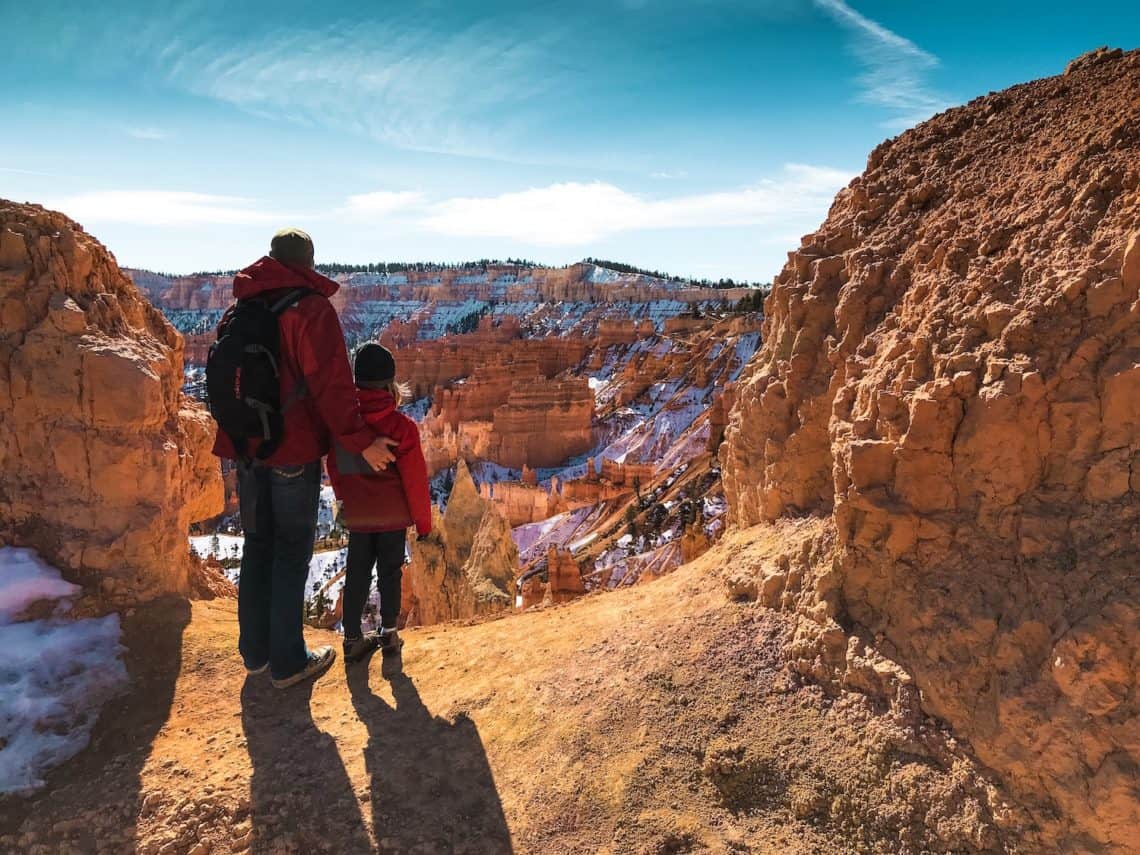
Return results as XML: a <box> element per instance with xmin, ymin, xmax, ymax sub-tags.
<box><xmin>269</xmin><ymin>228</ymin><xmax>315</xmax><ymax>268</ymax></box>
<box><xmin>354</xmin><ymin>343</ymin><xmax>397</xmax><ymax>386</ymax></box>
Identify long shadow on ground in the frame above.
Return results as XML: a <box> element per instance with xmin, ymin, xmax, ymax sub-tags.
<box><xmin>346</xmin><ymin>653</ymin><xmax>513</xmax><ymax>854</ymax></box>
<box><xmin>240</xmin><ymin>675</ymin><xmax>371</xmax><ymax>853</ymax></box>
<box><xmin>0</xmin><ymin>597</ymin><xmax>190</xmax><ymax>851</ymax></box>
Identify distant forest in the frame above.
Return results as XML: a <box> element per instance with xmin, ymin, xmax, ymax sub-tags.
<box><xmin>581</xmin><ymin>257</ymin><xmax>767</xmax><ymax>290</ymax></box>
<box><xmin>178</xmin><ymin>257</ymin><xmax>770</xmax><ymax>289</ymax></box>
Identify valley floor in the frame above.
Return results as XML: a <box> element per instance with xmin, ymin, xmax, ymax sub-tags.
<box><xmin>1</xmin><ymin>531</ymin><xmax>1022</xmax><ymax>854</ymax></box>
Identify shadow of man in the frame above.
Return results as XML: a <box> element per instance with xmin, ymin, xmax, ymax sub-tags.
<box><xmin>346</xmin><ymin>655</ymin><xmax>513</xmax><ymax>854</ymax></box>
<box><xmin>241</xmin><ymin>677</ymin><xmax>372</xmax><ymax>854</ymax></box>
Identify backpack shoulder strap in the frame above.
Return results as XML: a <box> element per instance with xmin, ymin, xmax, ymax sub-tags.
<box><xmin>268</xmin><ymin>287</ymin><xmax>314</xmax><ymax>315</ymax></box>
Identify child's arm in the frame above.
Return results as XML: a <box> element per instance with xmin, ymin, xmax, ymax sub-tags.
<box><xmin>395</xmin><ymin>426</ymin><xmax>433</xmax><ymax>537</ymax></box>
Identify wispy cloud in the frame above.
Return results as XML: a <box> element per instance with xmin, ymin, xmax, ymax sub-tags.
<box><xmin>48</xmin><ymin>191</ymin><xmax>282</xmax><ymax>226</ymax></box>
<box><xmin>415</xmin><ymin>164</ymin><xmax>854</xmax><ymax>245</ymax></box>
<box><xmin>814</xmin><ymin>0</ymin><xmax>950</xmax><ymax>129</ymax></box>
<box><xmin>157</xmin><ymin>19</ymin><xmax>573</xmax><ymax>159</ymax></box>
<box><xmin>124</xmin><ymin>126</ymin><xmax>169</xmax><ymax>141</ymax></box>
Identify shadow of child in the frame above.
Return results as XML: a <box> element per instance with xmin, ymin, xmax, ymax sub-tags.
<box><xmin>241</xmin><ymin>676</ymin><xmax>372</xmax><ymax>853</ymax></box>
<box><xmin>346</xmin><ymin>654</ymin><xmax>513</xmax><ymax>854</ymax></box>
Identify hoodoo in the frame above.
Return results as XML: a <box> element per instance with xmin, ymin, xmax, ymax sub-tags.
<box><xmin>0</xmin><ymin>201</ymin><xmax>223</xmax><ymax>602</ymax></box>
<box><xmin>722</xmin><ymin>46</ymin><xmax>1140</xmax><ymax>849</ymax></box>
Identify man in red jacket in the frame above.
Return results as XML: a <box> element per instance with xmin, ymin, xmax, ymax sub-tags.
<box><xmin>214</xmin><ymin>229</ymin><xmax>395</xmax><ymax>689</ymax></box>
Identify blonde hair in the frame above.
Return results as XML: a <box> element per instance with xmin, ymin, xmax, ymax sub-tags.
<box><xmin>386</xmin><ymin>379</ymin><xmax>412</xmax><ymax>406</ymax></box>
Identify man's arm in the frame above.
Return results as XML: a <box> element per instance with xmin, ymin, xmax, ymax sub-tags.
<box><xmin>295</xmin><ymin>298</ymin><xmax>381</xmax><ymax>456</ymax></box>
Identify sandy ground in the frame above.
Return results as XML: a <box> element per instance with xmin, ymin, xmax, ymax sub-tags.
<box><xmin>1</xmin><ymin>535</ymin><xmax>1025</xmax><ymax>854</ymax></box>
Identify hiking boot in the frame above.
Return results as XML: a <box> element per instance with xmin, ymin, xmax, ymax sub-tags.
<box><xmin>343</xmin><ymin>632</ymin><xmax>380</xmax><ymax>663</ymax></box>
<box><xmin>245</xmin><ymin>661</ymin><xmax>269</xmax><ymax>676</ymax></box>
<box><xmin>378</xmin><ymin>629</ymin><xmax>404</xmax><ymax>655</ymax></box>
<box><xmin>271</xmin><ymin>646</ymin><xmax>336</xmax><ymax>689</ymax></box>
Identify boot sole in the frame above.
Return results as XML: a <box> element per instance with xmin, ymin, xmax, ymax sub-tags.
<box><xmin>272</xmin><ymin>649</ymin><xmax>337</xmax><ymax>689</ymax></box>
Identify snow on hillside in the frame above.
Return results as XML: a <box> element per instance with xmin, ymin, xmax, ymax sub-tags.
<box><xmin>188</xmin><ymin>535</ymin><xmax>347</xmax><ymax>606</ymax></box>
<box><xmin>307</xmin><ymin>548</ymin><xmax>349</xmax><ymax>605</ymax></box>
<box><xmin>317</xmin><ymin>486</ymin><xmax>338</xmax><ymax>538</ymax></box>
<box><xmin>0</xmin><ymin>548</ymin><xmax>127</xmax><ymax>793</ymax></box>
<box><xmin>513</xmin><ymin>505</ymin><xmax>600</xmax><ymax>564</ymax></box>
<box><xmin>190</xmin><ymin>534</ymin><xmax>245</xmax><ymax>568</ymax></box>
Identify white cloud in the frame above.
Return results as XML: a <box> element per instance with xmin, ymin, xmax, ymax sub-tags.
<box><xmin>124</xmin><ymin>126</ymin><xmax>169</xmax><ymax>141</ymax></box>
<box><xmin>44</xmin><ymin>162</ymin><xmax>853</xmax><ymax>251</ymax></box>
<box><xmin>814</xmin><ymin>0</ymin><xmax>951</xmax><ymax>128</ymax></box>
<box><xmin>343</xmin><ymin>190</ymin><xmax>426</xmax><ymax>216</ymax></box>
<box><xmin>415</xmin><ymin>164</ymin><xmax>854</xmax><ymax>245</ymax></box>
<box><xmin>48</xmin><ymin>191</ymin><xmax>281</xmax><ymax>226</ymax></box>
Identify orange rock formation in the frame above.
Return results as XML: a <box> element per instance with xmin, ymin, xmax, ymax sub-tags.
<box><xmin>0</xmin><ymin>201</ymin><xmax>223</xmax><ymax>602</ymax></box>
<box><xmin>721</xmin><ymin>46</ymin><xmax>1140</xmax><ymax>851</ymax></box>
<box><xmin>544</xmin><ymin>546</ymin><xmax>586</xmax><ymax>604</ymax></box>
<box><xmin>401</xmin><ymin>460</ymin><xmax>516</xmax><ymax>626</ymax></box>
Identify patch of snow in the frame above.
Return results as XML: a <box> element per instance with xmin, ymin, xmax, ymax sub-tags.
<box><xmin>306</xmin><ymin>548</ymin><xmax>349</xmax><ymax>604</ymax></box>
<box><xmin>0</xmin><ymin>548</ymin><xmax>127</xmax><ymax>794</ymax></box>
<box><xmin>317</xmin><ymin>486</ymin><xmax>339</xmax><ymax>538</ymax></box>
<box><xmin>400</xmin><ymin>396</ymin><xmax>432</xmax><ymax>423</ymax></box>
<box><xmin>189</xmin><ymin>535</ymin><xmax>245</xmax><ymax>581</ymax></box>
<box><xmin>470</xmin><ymin>461</ymin><xmax>521</xmax><ymax>485</ymax></box>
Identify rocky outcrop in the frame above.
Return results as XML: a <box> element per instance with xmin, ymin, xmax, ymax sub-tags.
<box><xmin>721</xmin><ymin>48</ymin><xmax>1140</xmax><ymax>850</ymax></box>
<box><xmin>402</xmin><ymin>459</ymin><xmax>516</xmax><ymax>626</ymax></box>
<box><xmin>416</xmin><ymin>364</ymin><xmax>595</xmax><ymax>473</ymax></box>
<box><xmin>487</xmin><ymin>376</ymin><xmax>594</xmax><ymax>469</ymax></box>
<box><xmin>544</xmin><ymin>547</ymin><xmax>585</xmax><ymax>603</ymax></box>
<box><xmin>0</xmin><ymin>202</ymin><xmax>223</xmax><ymax>602</ymax></box>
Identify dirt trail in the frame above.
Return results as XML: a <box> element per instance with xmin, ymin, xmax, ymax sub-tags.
<box><xmin>2</xmin><ymin>527</ymin><xmax>1026</xmax><ymax>854</ymax></box>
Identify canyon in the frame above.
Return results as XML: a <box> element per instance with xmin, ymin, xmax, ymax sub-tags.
<box><xmin>145</xmin><ymin>258</ymin><xmax>760</xmax><ymax>623</ymax></box>
<box><xmin>2</xmin><ymin>46</ymin><xmax>1140</xmax><ymax>855</ymax></box>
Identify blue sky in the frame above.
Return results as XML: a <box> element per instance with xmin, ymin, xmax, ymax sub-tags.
<box><xmin>1</xmin><ymin>1</ymin><xmax>1136</xmax><ymax>280</ymax></box>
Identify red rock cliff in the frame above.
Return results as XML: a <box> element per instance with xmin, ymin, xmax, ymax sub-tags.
<box><xmin>721</xmin><ymin>47</ymin><xmax>1140</xmax><ymax>850</ymax></box>
<box><xmin>0</xmin><ymin>201</ymin><xmax>224</xmax><ymax>602</ymax></box>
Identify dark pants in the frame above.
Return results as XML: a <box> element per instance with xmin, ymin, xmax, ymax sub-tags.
<box><xmin>342</xmin><ymin>530</ymin><xmax>405</xmax><ymax>637</ymax></box>
<box><xmin>237</xmin><ymin>460</ymin><xmax>321</xmax><ymax>680</ymax></box>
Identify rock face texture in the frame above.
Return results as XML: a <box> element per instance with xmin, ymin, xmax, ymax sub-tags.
<box><xmin>721</xmin><ymin>48</ymin><xmax>1140</xmax><ymax>850</ymax></box>
<box><xmin>402</xmin><ymin>460</ymin><xmax>516</xmax><ymax>626</ymax></box>
<box><xmin>0</xmin><ymin>202</ymin><xmax>223</xmax><ymax>602</ymax></box>
<box><xmin>419</xmin><ymin>357</ymin><xmax>594</xmax><ymax>471</ymax></box>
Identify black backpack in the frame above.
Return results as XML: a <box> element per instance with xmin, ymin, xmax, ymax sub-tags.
<box><xmin>205</xmin><ymin>288</ymin><xmax>312</xmax><ymax>460</ymax></box>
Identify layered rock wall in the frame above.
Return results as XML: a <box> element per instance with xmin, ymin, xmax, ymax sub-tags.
<box><xmin>720</xmin><ymin>47</ymin><xmax>1140</xmax><ymax>850</ymax></box>
<box><xmin>0</xmin><ymin>202</ymin><xmax>223</xmax><ymax>601</ymax></box>
<box><xmin>487</xmin><ymin>377</ymin><xmax>594</xmax><ymax>469</ymax></box>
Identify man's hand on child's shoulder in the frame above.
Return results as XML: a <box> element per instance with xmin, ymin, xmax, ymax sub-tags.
<box><xmin>362</xmin><ymin>435</ymin><xmax>399</xmax><ymax>471</ymax></box>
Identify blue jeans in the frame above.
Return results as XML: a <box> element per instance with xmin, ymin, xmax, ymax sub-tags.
<box><xmin>237</xmin><ymin>460</ymin><xmax>321</xmax><ymax>680</ymax></box>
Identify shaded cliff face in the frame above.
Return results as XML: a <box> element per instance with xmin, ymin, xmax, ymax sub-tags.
<box><xmin>0</xmin><ymin>201</ymin><xmax>223</xmax><ymax>602</ymax></box>
<box><xmin>721</xmin><ymin>47</ymin><xmax>1140</xmax><ymax>849</ymax></box>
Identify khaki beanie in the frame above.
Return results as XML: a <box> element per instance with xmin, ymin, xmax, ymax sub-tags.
<box><xmin>269</xmin><ymin>228</ymin><xmax>315</xmax><ymax>268</ymax></box>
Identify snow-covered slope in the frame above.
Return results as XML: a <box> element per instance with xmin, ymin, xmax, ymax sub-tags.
<box><xmin>0</xmin><ymin>549</ymin><xmax>127</xmax><ymax>793</ymax></box>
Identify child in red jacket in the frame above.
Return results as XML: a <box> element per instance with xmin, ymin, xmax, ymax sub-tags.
<box><xmin>328</xmin><ymin>343</ymin><xmax>432</xmax><ymax>661</ymax></box>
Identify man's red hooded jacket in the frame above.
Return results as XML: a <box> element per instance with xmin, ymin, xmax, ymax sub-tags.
<box><xmin>211</xmin><ymin>257</ymin><xmax>374</xmax><ymax>465</ymax></box>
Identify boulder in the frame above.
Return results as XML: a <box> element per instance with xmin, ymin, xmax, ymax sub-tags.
<box><xmin>720</xmin><ymin>48</ymin><xmax>1140</xmax><ymax>849</ymax></box>
<box><xmin>0</xmin><ymin>201</ymin><xmax>223</xmax><ymax>602</ymax></box>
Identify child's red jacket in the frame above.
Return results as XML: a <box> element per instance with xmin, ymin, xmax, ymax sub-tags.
<box><xmin>327</xmin><ymin>388</ymin><xmax>432</xmax><ymax>536</ymax></box>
